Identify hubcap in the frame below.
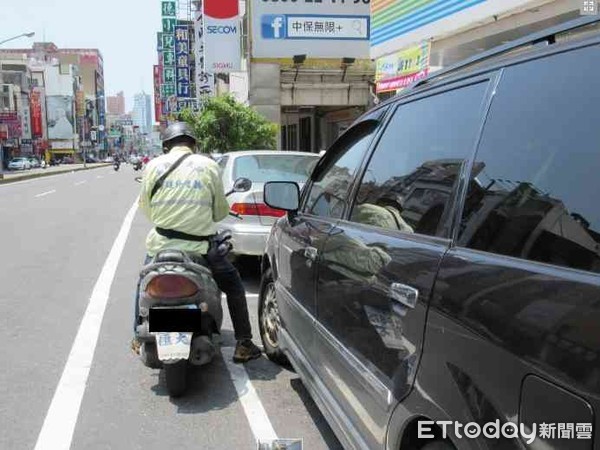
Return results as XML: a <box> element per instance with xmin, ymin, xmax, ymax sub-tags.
<box><xmin>261</xmin><ymin>283</ymin><xmax>281</xmax><ymax>348</ymax></box>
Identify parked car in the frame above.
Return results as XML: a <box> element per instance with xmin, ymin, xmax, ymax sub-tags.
<box><xmin>8</xmin><ymin>157</ymin><xmax>31</xmax><ymax>171</ymax></box>
<box><xmin>260</xmin><ymin>17</ymin><xmax>600</xmax><ymax>450</ymax></box>
<box><xmin>28</xmin><ymin>157</ymin><xmax>41</xmax><ymax>168</ymax></box>
<box><xmin>218</xmin><ymin>150</ymin><xmax>320</xmax><ymax>257</ymax></box>
<box><xmin>102</xmin><ymin>156</ymin><xmax>114</xmax><ymax>163</ymax></box>
<box><xmin>84</xmin><ymin>155</ymin><xmax>99</xmax><ymax>163</ymax></box>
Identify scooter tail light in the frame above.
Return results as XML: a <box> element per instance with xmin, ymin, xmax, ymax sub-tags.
<box><xmin>145</xmin><ymin>275</ymin><xmax>199</xmax><ymax>298</ymax></box>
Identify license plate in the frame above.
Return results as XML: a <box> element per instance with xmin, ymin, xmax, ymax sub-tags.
<box><xmin>155</xmin><ymin>332</ymin><xmax>193</xmax><ymax>361</ymax></box>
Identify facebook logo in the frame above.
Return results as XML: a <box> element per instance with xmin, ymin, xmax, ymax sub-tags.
<box><xmin>261</xmin><ymin>15</ymin><xmax>286</xmax><ymax>39</ymax></box>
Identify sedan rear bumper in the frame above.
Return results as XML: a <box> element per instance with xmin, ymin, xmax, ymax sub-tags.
<box><xmin>220</xmin><ymin>222</ymin><xmax>270</xmax><ymax>256</ymax></box>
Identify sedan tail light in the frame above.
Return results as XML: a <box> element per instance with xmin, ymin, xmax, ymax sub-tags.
<box><xmin>145</xmin><ymin>275</ymin><xmax>199</xmax><ymax>298</ymax></box>
<box><xmin>231</xmin><ymin>202</ymin><xmax>286</xmax><ymax>218</ymax></box>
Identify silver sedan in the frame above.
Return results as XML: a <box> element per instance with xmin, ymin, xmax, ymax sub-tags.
<box><xmin>218</xmin><ymin>150</ymin><xmax>320</xmax><ymax>257</ymax></box>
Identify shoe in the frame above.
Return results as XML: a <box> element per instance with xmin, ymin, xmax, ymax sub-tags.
<box><xmin>233</xmin><ymin>339</ymin><xmax>262</xmax><ymax>363</ymax></box>
<box><xmin>131</xmin><ymin>338</ymin><xmax>141</xmax><ymax>355</ymax></box>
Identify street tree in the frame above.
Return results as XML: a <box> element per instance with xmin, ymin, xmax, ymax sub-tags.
<box><xmin>179</xmin><ymin>95</ymin><xmax>278</xmax><ymax>153</ymax></box>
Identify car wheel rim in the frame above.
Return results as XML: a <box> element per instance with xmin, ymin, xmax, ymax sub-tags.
<box><xmin>262</xmin><ymin>282</ymin><xmax>281</xmax><ymax>348</ymax></box>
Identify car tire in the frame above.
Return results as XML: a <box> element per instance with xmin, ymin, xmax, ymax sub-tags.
<box><xmin>258</xmin><ymin>268</ymin><xmax>289</xmax><ymax>366</ymax></box>
<box><xmin>164</xmin><ymin>360</ymin><xmax>187</xmax><ymax>397</ymax></box>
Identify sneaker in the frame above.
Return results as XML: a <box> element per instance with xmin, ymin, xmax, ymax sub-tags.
<box><xmin>131</xmin><ymin>338</ymin><xmax>141</xmax><ymax>355</ymax></box>
<box><xmin>233</xmin><ymin>339</ymin><xmax>262</xmax><ymax>363</ymax></box>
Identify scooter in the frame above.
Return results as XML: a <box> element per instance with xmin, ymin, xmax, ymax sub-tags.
<box><xmin>134</xmin><ymin>177</ymin><xmax>252</xmax><ymax>397</ymax></box>
<box><xmin>113</xmin><ymin>160</ymin><xmax>120</xmax><ymax>171</ymax></box>
<box><xmin>133</xmin><ymin>161</ymin><xmax>142</xmax><ymax>171</ymax></box>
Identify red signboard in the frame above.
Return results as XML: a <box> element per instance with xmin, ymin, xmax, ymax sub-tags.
<box><xmin>0</xmin><ymin>112</ymin><xmax>21</xmax><ymax>138</ymax></box>
<box><xmin>153</xmin><ymin>64</ymin><xmax>162</xmax><ymax>123</ymax></box>
<box><xmin>30</xmin><ymin>89</ymin><xmax>44</xmax><ymax>137</ymax></box>
<box><xmin>204</xmin><ymin>0</ymin><xmax>238</xmax><ymax>19</ymax></box>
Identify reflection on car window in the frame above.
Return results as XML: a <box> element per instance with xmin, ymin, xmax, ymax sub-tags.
<box><xmin>459</xmin><ymin>45</ymin><xmax>600</xmax><ymax>273</ymax></box>
<box><xmin>351</xmin><ymin>82</ymin><xmax>488</xmax><ymax>237</ymax></box>
<box><xmin>304</xmin><ymin>123</ymin><xmax>378</xmax><ymax>219</ymax></box>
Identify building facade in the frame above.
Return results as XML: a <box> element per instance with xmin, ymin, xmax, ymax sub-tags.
<box><xmin>371</xmin><ymin>0</ymin><xmax>585</xmax><ymax>98</ymax></box>
<box><xmin>0</xmin><ymin>42</ymin><xmax>108</xmax><ymax>163</ymax></box>
<box><xmin>132</xmin><ymin>92</ymin><xmax>153</xmax><ymax>135</ymax></box>
<box><xmin>107</xmin><ymin>91</ymin><xmax>125</xmax><ymax>116</ymax></box>
<box><xmin>247</xmin><ymin>0</ymin><xmax>376</xmax><ymax>152</ymax></box>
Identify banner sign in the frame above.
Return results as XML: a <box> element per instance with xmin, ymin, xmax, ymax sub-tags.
<box><xmin>203</xmin><ymin>0</ymin><xmax>241</xmax><ymax>73</ymax></box>
<box><xmin>46</xmin><ymin>96</ymin><xmax>74</xmax><ymax>140</ymax></box>
<box><xmin>175</xmin><ymin>24</ymin><xmax>191</xmax><ymax>98</ymax></box>
<box><xmin>20</xmin><ymin>95</ymin><xmax>32</xmax><ymax>140</ymax></box>
<box><xmin>30</xmin><ymin>88</ymin><xmax>44</xmax><ymax>138</ymax></box>
<box><xmin>376</xmin><ymin>41</ymin><xmax>430</xmax><ymax>93</ymax></box>
<box><xmin>251</xmin><ymin>0</ymin><xmax>370</xmax><ymax>59</ymax></box>
<box><xmin>153</xmin><ymin>65</ymin><xmax>162</xmax><ymax>122</ymax></box>
<box><xmin>161</xmin><ymin>1</ymin><xmax>176</xmax><ymax>104</ymax></box>
<box><xmin>194</xmin><ymin>9</ymin><xmax>215</xmax><ymax>98</ymax></box>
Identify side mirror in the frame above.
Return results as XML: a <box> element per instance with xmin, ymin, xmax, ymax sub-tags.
<box><xmin>135</xmin><ymin>177</ymin><xmax>142</xmax><ymax>183</ymax></box>
<box><xmin>264</xmin><ymin>181</ymin><xmax>300</xmax><ymax>212</ymax></box>
<box><xmin>233</xmin><ymin>177</ymin><xmax>252</xmax><ymax>193</ymax></box>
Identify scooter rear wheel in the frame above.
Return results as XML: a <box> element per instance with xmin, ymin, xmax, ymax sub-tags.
<box><xmin>164</xmin><ymin>360</ymin><xmax>187</xmax><ymax>397</ymax></box>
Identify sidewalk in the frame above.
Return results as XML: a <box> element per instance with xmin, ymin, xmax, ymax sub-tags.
<box><xmin>0</xmin><ymin>163</ymin><xmax>111</xmax><ymax>184</ymax></box>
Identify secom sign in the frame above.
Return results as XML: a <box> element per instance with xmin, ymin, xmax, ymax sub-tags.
<box><xmin>202</xmin><ymin>0</ymin><xmax>241</xmax><ymax>73</ymax></box>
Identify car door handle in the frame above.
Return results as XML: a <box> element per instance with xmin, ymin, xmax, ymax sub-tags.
<box><xmin>304</xmin><ymin>246</ymin><xmax>318</xmax><ymax>261</ymax></box>
<box><xmin>390</xmin><ymin>283</ymin><xmax>419</xmax><ymax>309</ymax></box>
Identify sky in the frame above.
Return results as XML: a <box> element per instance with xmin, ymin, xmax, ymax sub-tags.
<box><xmin>1</xmin><ymin>0</ymin><xmax>162</xmax><ymax>111</ymax></box>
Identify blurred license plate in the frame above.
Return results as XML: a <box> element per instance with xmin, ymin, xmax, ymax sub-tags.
<box><xmin>155</xmin><ymin>332</ymin><xmax>193</xmax><ymax>361</ymax></box>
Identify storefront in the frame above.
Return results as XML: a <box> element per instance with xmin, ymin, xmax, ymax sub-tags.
<box><xmin>249</xmin><ymin>0</ymin><xmax>376</xmax><ymax>152</ymax></box>
<box><xmin>371</xmin><ymin>0</ymin><xmax>583</xmax><ymax>96</ymax></box>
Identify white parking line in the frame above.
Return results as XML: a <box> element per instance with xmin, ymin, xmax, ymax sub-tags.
<box><xmin>74</xmin><ymin>180</ymin><xmax>87</xmax><ymax>186</ymax></box>
<box><xmin>35</xmin><ymin>190</ymin><xmax>56</xmax><ymax>198</ymax></box>
<box><xmin>222</xmin><ymin>347</ymin><xmax>278</xmax><ymax>443</ymax></box>
<box><xmin>33</xmin><ymin>199</ymin><xmax>138</xmax><ymax>450</ymax></box>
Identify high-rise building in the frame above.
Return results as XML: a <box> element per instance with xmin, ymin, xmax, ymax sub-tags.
<box><xmin>107</xmin><ymin>91</ymin><xmax>125</xmax><ymax>115</ymax></box>
<box><xmin>132</xmin><ymin>92</ymin><xmax>152</xmax><ymax>134</ymax></box>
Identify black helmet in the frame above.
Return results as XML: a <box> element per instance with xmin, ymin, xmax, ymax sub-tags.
<box><xmin>161</xmin><ymin>121</ymin><xmax>196</xmax><ymax>146</ymax></box>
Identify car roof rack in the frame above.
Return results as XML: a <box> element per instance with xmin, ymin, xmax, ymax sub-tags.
<box><xmin>412</xmin><ymin>15</ymin><xmax>600</xmax><ymax>89</ymax></box>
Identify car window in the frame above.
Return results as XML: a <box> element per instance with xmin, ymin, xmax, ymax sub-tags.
<box><xmin>232</xmin><ymin>154</ymin><xmax>318</xmax><ymax>183</ymax></box>
<box><xmin>303</xmin><ymin>122</ymin><xmax>378</xmax><ymax>219</ymax></box>
<box><xmin>458</xmin><ymin>44</ymin><xmax>600</xmax><ymax>274</ymax></box>
<box><xmin>350</xmin><ymin>81</ymin><xmax>489</xmax><ymax>237</ymax></box>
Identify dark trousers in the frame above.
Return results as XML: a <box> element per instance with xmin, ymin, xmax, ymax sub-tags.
<box><xmin>133</xmin><ymin>253</ymin><xmax>252</xmax><ymax>341</ymax></box>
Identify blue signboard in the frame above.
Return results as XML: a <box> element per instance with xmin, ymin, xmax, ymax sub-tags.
<box><xmin>175</xmin><ymin>25</ymin><xmax>191</xmax><ymax>98</ymax></box>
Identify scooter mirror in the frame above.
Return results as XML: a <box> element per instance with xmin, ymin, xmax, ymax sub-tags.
<box><xmin>135</xmin><ymin>177</ymin><xmax>142</xmax><ymax>183</ymax></box>
<box><xmin>233</xmin><ymin>177</ymin><xmax>252</xmax><ymax>193</ymax></box>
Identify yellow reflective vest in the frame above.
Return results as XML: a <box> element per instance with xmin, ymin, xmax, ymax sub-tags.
<box><xmin>139</xmin><ymin>146</ymin><xmax>229</xmax><ymax>256</ymax></box>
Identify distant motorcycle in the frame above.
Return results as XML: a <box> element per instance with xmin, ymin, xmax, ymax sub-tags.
<box><xmin>133</xmin><ymin>161</ymin><xmax>142</xmax><ymax>171</ymax></box>
<box><xmin>113</xmin><ymin>161</ymin><xmax>120</xmax><ymax>171</ymax></box>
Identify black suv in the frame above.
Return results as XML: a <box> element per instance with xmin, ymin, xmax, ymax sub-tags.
<box><xmin>259</xmin><ymin>17</ymin><xmax>600</xmax><ymax>450</ymax></box>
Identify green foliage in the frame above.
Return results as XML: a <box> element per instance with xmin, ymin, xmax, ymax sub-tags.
<box><xmin>179</xmin><ymin>95</ymin><xmax>278</xmax><ymax>153</ymax></box>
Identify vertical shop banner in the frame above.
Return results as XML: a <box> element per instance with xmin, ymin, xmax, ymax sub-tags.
<box><xmin>203</xmin><ymin>0</ymin><xmax>241</xmax><ymax>73</ymax></box>
<box><xmin>153</xmin><ymin>65</ymin><xmax>162</xmax><ymax>122</ymax></box>
<box><xmin>175</xmin><ymin>24</ymin><xmax>191</xmax><ymax>98</ymax></box>
<box><xmin>161</xmin><ymin>1</ymin><xmax>176</xmax><ymax>112</ymax></box>
<box><xmin>375</xmin><ymin>41</ymin><xmax>430</xmax><ymax>93</ymax></box>
<box><xmin>20</xmin><ymin>94</ymin><xmax>32</xmax><ymax>139</ymax></box>
<box><xmin>194</xmin><ymin>9</ymin><xmax>215</xmax><ymax>99</ymax></box>
<box><xmin>30</xmin><ymin>87</ymin><xmax>44</xmax><ymax>138</ymax></box>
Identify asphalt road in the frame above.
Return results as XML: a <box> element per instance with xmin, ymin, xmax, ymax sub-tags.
<box><xmin>0</xmin><ymin>166</ymin><xmax>342</xmax><ymax>450</ymax></box>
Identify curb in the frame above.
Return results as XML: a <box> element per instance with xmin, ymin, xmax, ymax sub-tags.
<box><xmin>0</xmin><ymin>164</ymin><xmax>111</xmax><ymax>185</ymax></box>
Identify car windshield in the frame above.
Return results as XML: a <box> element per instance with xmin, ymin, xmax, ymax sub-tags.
<box><xmin>233</xmin><ymin>154</ymin><xmax>319</xmax><ymax>183</ymax></box>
